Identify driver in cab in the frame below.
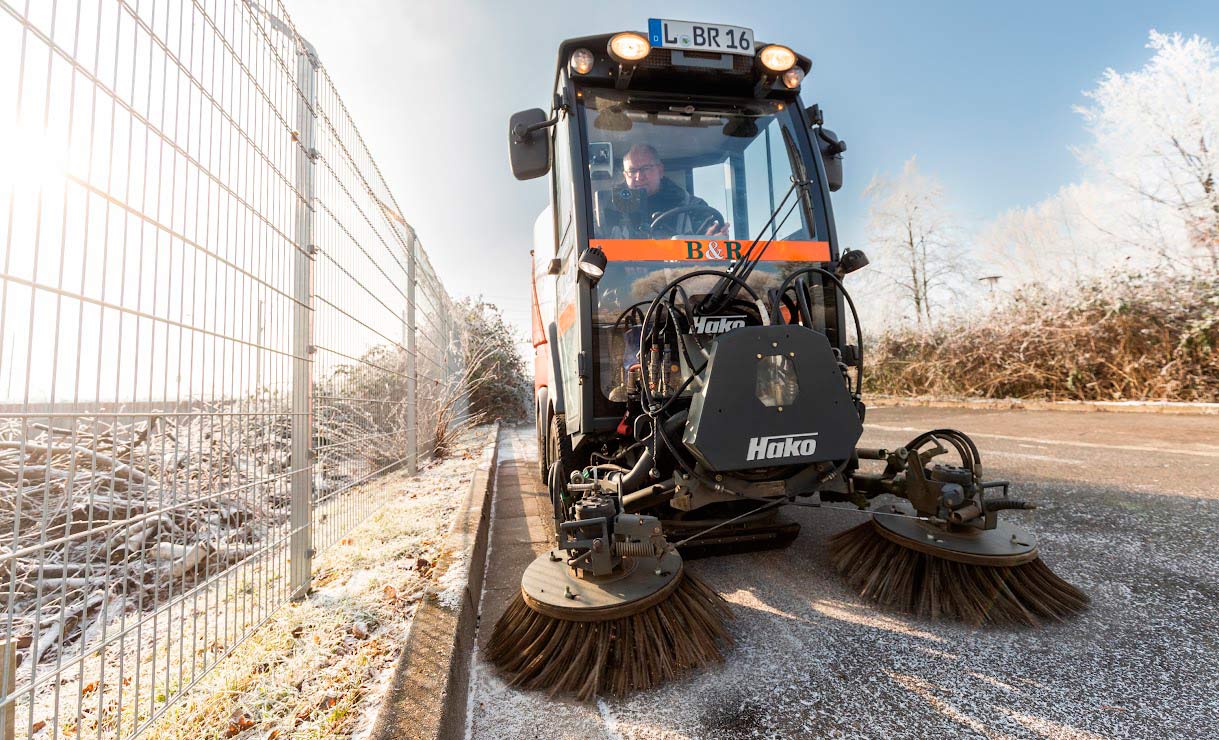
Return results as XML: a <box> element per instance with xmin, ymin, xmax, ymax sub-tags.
<box><xmin>607</xmin><ymin>144</ymin><xmax>729</xmax><ymax>238</ymax></box>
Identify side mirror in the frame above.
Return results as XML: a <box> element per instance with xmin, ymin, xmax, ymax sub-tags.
<box><xmin>815</xmin><ymin>127</ymin><xmax>846</xmax><ymax>193</ymax></box>
<box><xmin>508</xmin><ymin>108</ymin><xmax>552</xmax><ymax>181</ymax></box>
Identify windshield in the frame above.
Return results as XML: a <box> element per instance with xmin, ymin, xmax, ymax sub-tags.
<box><xmin>579</xmin><ymin>88</ymin><xmax>816</xmax><ymax>241</ymax></box>
<box><xmin>576</xmin><ymin>89</ymin><xmax>832</xmax><ymax>408</ymax></box>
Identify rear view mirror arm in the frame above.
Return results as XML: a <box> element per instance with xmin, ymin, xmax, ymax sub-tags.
<box><xmin>512</xmin><ymin>114</ymin><xmax>559</xmax><ymax>144</ymax></box>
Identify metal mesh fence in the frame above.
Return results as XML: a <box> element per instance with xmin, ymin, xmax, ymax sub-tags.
<box><xmin>0</xmin><ymin>1</ymin><xmax>461</xmax><ymax>737</ymax></box>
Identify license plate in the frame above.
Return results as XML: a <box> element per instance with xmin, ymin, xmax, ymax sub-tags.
<box><xmin>647</xmin><ymin>19</ymin><xmax>755</xmax><ymax>56</ymax></box>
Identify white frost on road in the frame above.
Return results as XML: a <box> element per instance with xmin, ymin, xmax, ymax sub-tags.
<box><xmin>467</xmin><ymin>412</ymin><xmax>1219</xmax><ymax>739</ymax></box>
<box><xmin>437</xmin><ymin>553</ymin><xmax>470</xmax><ymax>609</ymax></box>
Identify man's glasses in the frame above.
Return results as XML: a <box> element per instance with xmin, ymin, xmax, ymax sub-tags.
<box><xmin>623</xmin><ymin>164</ymin><xmax>659</xmax><ymax>177</ymax></box>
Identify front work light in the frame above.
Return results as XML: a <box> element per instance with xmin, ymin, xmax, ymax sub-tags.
<box><xmin>578</xmin><ymin>246</ymin><xmax>608</xmax><ymax>282</ymax></box>
<box><xmin>759</xmin><ymin>45</ymin><xmax>796</xmax><ymax>72</ymax></box>
<box><xmin>608</xmin><ymin>32</ymin><xmax>650</xmax><ymax>63</ymax></box>
<box><xmin>570</xmin><ymin>48</ymin><xmax>595</xmax><ymax>74</ymax></box>
<box><xmin>782</xmin><ymin>66</ymin><xmax>805</xmax><ymax>89</ymax></box>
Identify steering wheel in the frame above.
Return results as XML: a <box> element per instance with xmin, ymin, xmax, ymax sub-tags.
<box><xmin>649</xmin><ymin>204</ymin><xmax>725</xmax><ymax>236</ymax></box>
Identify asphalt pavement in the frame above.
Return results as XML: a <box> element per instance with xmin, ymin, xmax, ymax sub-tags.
<box><xmin>467</xmin><ymin>408</ymin><xmax>1219</xmax><ymax>739</ymax></box>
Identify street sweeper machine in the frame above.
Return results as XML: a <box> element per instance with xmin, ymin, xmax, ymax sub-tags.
<box><xmin>490</xmin><ymin>20</ymin><xmax>1088</xmax><ymax>700</ymax></box>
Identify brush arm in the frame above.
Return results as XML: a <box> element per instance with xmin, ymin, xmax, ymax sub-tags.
<box><xmin>849</xmin><ymin>430</ymin><xmax>1016</xmax><ymax>531</ymax></box>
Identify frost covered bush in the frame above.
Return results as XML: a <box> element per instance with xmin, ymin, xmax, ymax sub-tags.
<box><xmin>315</xmin><ymin>299</ymin><xmax>528</xmax><ymax>465</ymax></box>
<box><xmin>456</xmin><ymin>298</ymin><xmax>531</xmax><ymax>422</ymax></box>
<box><xmin>317</xmin><ymin>344</ymin><xmax>415</xmax><ymax>469</ymax></box>
<box><xmin>866</xmin><ymin>271</ymin><xmax>1219</xmax><ymax>402</ymax></box>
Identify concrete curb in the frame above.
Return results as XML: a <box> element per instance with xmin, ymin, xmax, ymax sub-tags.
<box><xmin>370</xmin><ymin>422</ymin><xmax>502</xmax><ymax>740</ymax></box>
<box><xmin>868</xmin><ymin>395</ymin><xmax>1219</xmax><ymax>416</ymax></box>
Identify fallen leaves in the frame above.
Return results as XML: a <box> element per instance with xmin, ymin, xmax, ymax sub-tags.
<box><xmin>226</xmin><ymin>710</ymin><xmax>255</xmax><ymax>737</ymax></box>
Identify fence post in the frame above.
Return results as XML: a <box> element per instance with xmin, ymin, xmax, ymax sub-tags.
<box><xmin>406</xmin><ymin>230</ymin><xmax>418</xmax><ymax>475</ymax></box>
<box><xmin>1</xmin><ymin>638</ymin><xmax>14</xmax><ymax>740</ymax></box>
<box><xmin>290</xmin><ymin>38</ymin><xmax>319</xmax><ymax>600</ymax></box>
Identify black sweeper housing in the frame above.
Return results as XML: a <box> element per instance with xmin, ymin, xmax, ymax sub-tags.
<box><xmin>683</xmin><ymin>325</ymin><xmax>863</xmax><ymax>472</ymax></box>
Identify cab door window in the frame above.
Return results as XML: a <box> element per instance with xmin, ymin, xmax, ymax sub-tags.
<box><xmin>553</xmin><ymin>110</ymin><xmax>575</xmax><ymax>252</ymax></box>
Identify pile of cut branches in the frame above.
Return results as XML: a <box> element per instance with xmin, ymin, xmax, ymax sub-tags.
<box><xmin>0</xmin><ymin>300</ymin><xmax>529</xmax><ymax>686</ymax></box>
<box><xmin>0</xmin><ymin>406</ymin><xmax>292</xmax><ymax>674</ymax></box>
<box><xmin>866</xmin><ymin>271</ymin><xmax>1219</xmax><ymax>401</ymax></box>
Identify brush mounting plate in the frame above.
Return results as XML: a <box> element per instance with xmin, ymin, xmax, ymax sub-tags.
<box><xmin>520</xmin><ymin>549</ymin><xmax>683</xmax><ymax>621</ymax></box>
<box><xmin>872</xmin><ymin>505</ymin><xmax>1039</xmax><ymax>567</ymax></box>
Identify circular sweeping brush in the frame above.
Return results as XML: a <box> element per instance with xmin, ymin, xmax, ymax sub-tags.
<box><xmin>485</xmin><ymin>550</ymin><xmax>732</xmax><ymax>701</ymax></box>
<box><xmin>828</xmin><ymin>514</ymin><xmax>1088</xmax><ymax>626</ymax></box>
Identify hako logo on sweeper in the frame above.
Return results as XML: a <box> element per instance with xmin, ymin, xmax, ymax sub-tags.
<box><xmin>692</xmin><ymin>315</ymin><xmax>747</xmax><ymax>334</ymax></box>
<box><xmin>746</xmin><ymin>432</ymin><xmax>819</xmax><ymax>461</ymax></box>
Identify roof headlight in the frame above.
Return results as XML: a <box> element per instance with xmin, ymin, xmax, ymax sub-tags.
<box><xmin>578</xmin><ymin>246</ymin><xmax>607</xmax><ymax>282</ymax></box>
<box><xmin>759</xmin><ymin>45</ymin><xmax>797</xmax><ymax>72</ymax></box>
<box><xmin>569</xmin><ymin>48</ymin><xmax>595</xmax><ymax>75</ymax></box>
<box><xmin>608</xmin><ymin>32</ymin><xmax>651</xmax><ymax>63</ymax></box>
<box><xmin>782</xmin><ymin>66</ymin><xmax>805</xmax><ymax>89</ymax></box>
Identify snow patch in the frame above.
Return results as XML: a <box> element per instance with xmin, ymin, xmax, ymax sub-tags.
<box><xmin>437</xmin><ymin>553</ymin><xmax>470</xmax><ymax>609</ymax></box>
<box><xmin>597</xmin><ymin>698</ymin><xmax>625</xmax><ymax>740</ymax></box>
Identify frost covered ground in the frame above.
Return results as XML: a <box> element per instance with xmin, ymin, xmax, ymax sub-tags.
<box><xmin>469</xmin><ymin>412</ymin><xmax>1219</xmax><ymax>739</ymax></box>
<box><xmin>141</xmin><ymin>425</ymin><xmax>495</xmax><ymax>740</ymax></box>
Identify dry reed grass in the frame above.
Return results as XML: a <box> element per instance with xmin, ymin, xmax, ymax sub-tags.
<box><xmin>866</xmin><ymin>271</ymin><xmax>1219</xmax><ymax>402</ymax></box>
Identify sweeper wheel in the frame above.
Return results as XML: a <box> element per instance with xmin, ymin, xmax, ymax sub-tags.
<box><xmin>486</xmin><ymin>549</ymin><xmax>732</xmax><ymax>700</ymax></box>
<box><xmin>828</xmin><ymin>508</ymin><xmax>1088</xmax><ymax>626</ymax></box>
<box><xmin>519</xmin><ymin>548</ymin><xmax>684</xmax><ymax>620</ymax></box>
<box><xmin>871</xmin><ymin>512</ymin><xmax>1040</xmax><ymax>567</ymax></box>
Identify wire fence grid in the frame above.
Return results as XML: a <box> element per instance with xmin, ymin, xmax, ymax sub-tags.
<box><xmin>0</xmin><ymin>1</ymin><xmax>463</xmax><ymax>737</ymax></box>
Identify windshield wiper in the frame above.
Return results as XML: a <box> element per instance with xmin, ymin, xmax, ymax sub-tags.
<box><xmin>699</xmin><ymin>128</ymin><xmax>812</xmax><ymax>317</ymax></box>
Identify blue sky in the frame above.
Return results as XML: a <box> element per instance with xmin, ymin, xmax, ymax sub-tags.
<box><xmin>284</xmin><ymin>0</ymin><xmax>1218</xmax><ymax>339</ymax></box>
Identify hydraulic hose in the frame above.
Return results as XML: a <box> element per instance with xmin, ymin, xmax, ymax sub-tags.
<box><xmin>770</xmin><ymin>266</ymin><xmax>865</xmax><ymax>398</ymax></box>
<box><xmin>637</xmin><ymin>270</ymin><xmax>763</xmax><ymax>410</ymax></box>
<box><xmin>615</xmin><ymin>448</ymin><xmax>655</xmax><ymax>492</ymax></box>
<box><xmin>612</xmin><ymin>409</ymin><xmax>689</xmax><ymax>493</ymax></box>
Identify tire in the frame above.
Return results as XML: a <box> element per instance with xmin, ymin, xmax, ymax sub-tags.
<box><xmin>546</xmin><ymin>414</ymin><xmax>577</xmax><ymax>539</ymax></box>
<box><xmin>537</xmin><ymin>403</ymin><xmax>549</xmax><ymax>483</ymax></box>
<box><xmin>547</xmin><ymin>413</ymin><xmax>576</xmax><ymax>478</ymax></box>
<box><xmin>547</xmin><ymin>461</ymin><xmax>567</xmax><ymax>537</ymax></box>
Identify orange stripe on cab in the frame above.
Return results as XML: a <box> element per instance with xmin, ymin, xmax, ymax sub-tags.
<box><xmin>593</xmin><ymin>239</ymin><xmax>830</xmax><ymax>263</ymax></box>
<box><xmin>557</xmin><ymin>303</ymin><xmax>577</xmax><ymax>334</ymax></box>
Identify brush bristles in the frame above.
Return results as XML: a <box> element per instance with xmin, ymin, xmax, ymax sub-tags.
<box><xmin>485</xmin><ymin>572</ymin><xmax>732</xmax><ymax>701</ymax></box>
<box><xmin>828</xmin><ymin>521</ymin><xmax>1089</xmax><ymax>627</ymax></box>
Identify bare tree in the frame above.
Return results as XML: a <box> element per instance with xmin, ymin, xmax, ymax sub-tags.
<box><xmin>863</xmin><ymin>157</ymin><xmax>969</xmax><ymax>327</ymax></box>
<box><xmin>1077</xmin><ymin>31</ymin><xmax>1219</xmax><ymax>271</ymax></box>
<box><xmin>976</xmin><ymin>181</ymin><xmax>1148</xmax><ymax>289</ymax></box>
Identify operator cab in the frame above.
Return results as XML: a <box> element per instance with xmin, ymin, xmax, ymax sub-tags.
<box><xmin>515</xmin><ymin>21</ymin><xmax>851</xmax><ymax>450</ymax></box>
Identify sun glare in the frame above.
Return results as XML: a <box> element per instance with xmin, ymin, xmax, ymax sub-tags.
<box><xmin>0</xmin><ymin>118</ymin><xmax>69</xmax><ymax>194</ymax></box>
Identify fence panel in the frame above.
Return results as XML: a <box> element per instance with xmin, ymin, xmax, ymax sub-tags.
<box><xmin>0</xmin><ymin>1</ymin><xmax>458</xmax><ymax>737</ymax></box>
